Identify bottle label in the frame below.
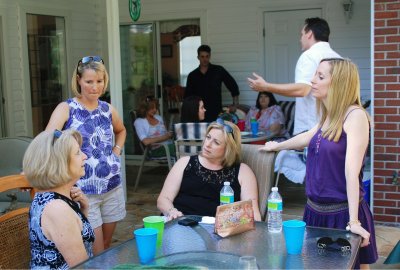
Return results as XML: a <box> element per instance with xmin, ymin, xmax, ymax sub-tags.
<box><xmin>220</xmin><ymin>194</ymin><xmax>234</xmax><ymax>204</ymax></box>
<box><xmin>268</xmin><ymin>201</ymin><xmax>282</xmax><ymax>211</ymax></box>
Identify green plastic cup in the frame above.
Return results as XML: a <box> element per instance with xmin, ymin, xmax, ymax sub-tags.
<box><xmin>143</xmin><ymin>216</ymin><xmax>165</xmax><ymax>247</ymax></box>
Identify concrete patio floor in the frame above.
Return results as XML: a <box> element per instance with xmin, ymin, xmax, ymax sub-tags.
<box><xmin>111</xmin><ymin>164</ymin><xmax>400</xmax><ymax>269</ymax></box>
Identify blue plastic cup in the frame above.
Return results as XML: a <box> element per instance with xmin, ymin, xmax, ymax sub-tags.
<box><xmin>283</xmin><ymin>220</ymin><xmax>306</xmax><ymax>255</ymax></box>
<box><xmin>251</xmin><ymin>121</ymin><xmax>259</xmax><ymax>135</ymax></box>
<box><xmin>134</xmin><ymin>228</ymin><xmax>158</xmax><ymax>264</ymax></box>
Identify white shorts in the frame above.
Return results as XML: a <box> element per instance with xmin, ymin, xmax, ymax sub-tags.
<box><xmin>87</xmin><ymin>184</ymin><xmax>126</xmax><ymax>229</ymax></box>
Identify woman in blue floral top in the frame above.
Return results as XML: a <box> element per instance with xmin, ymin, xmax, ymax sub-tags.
<box><xmin>46</xmin><ymin>56</ymin><xmax>126</xmax><ymax>255</ymax></box>
<box><xmin>24</xmin><ymin>129</ymin><xmax>95</xmax><ymax>269</ymax></box>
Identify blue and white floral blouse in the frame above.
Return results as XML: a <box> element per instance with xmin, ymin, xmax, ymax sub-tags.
<box><xmin>64</xmin><ymin>98</ymin><xmax>121</xmax><ymax>194</ymax></box>
<box><xmin>29</xmin><ymin>192</ymin><xmax>94</xmax><ymax>269</ymax></box>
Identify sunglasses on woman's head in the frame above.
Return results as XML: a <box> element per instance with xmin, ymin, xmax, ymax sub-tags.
<box><xmin>317</xmin><ymin>237</ymin><xmax>351</xmax><ymax>253</ymax></box>
<box><xmin>78</xmin><ymin>56</ymin><xmax>104</xmax><ymax>65</ymax></box>
<box><xmin>52</xmin><ymin>129</ymin><xmax>63</xmax><ymax>146</ymax></box>
<box><xmin>76</xmin><ymin>56</ymin><xmax>104</xmax><ymax>72</ymax></box>
<box><xmin>216</xmin><ymin>118</ymin><xmax>234</xmax><ymax>138</ymax></box>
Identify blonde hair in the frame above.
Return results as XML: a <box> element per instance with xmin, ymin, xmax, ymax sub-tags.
<box><xmin>23</xmin><ymin>129</ymin><xmax>83</xmax><ymax>189</ymax></box>
<box><xmin>317</xmin><ymin>58</ymin><xmax>369</xmax><ymax>142</ymax></box>
<box><xmin>71</xmin><ymin>60</ymin><xmax>109</xmax><ymax>97</ymax></box>
<box><xmin>204</xmin><ymin>120</ymin><xmax>241</xmax><ymax>167</ymax></box>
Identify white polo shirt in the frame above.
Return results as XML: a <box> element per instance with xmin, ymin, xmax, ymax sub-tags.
<box><xmin>294</xmin><ymin>42</ymin><xmax>341</xmax><ymax>134</ymax></box>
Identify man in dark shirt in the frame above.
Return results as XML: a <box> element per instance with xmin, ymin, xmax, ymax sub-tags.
<box><xmin>184</xmin><ymin>45</ymin><xmax>239</xmax><ymax>122</ymax></box>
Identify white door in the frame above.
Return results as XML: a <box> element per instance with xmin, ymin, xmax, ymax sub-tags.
<box><xmin>264</xmin><ymin>9</ymin><xmax>322</xmax><ymax>101</ymax></box>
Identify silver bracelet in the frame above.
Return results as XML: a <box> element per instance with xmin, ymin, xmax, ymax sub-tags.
<box><xmin>114</xmin><ymin>144</ymin><xmax>122</xmax><ymax>150</ymax></box>
<box><xmin>114</xmin><ymin>144</ymin><xmax>123</xmax><ymax>154</ymax></box>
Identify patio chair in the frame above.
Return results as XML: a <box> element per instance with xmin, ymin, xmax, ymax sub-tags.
<box><xmin>241</xmin><ymin>144</ymin><xmax>277</xmax><ymax>221</ymax></box>
<box><xmin>0</xmin><ymin>137</ymin><xmax>33</xmax><ymax>212</ymax></box>
<box><xmin>0</xmin><ymin>136</ymin><xmax>32</xmax><ymax>176</ymax></box>
<box><xmin>0</xmin><ymin>174</ymin><xmax>35</xmax><ymax>269</ymax></box>
<box><xmin>273</xmin><ymin>101</ymin><xmax>307</xmax><ymax>187</ymax></box>
<box><xmin>173</xmin><ymin>122</ymin><xmax>210</xmax><ymax>159</ymax></box>
<box><xmin>130</xmin><ymin>110</ymin><xmax>174</xmax><ymax>191</ymax></box>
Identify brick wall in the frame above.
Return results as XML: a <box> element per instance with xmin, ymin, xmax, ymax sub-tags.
<box><xmin>374</xmin><ymin>0</ymin><xmax>400</xmax><ymax>224</ymax></box>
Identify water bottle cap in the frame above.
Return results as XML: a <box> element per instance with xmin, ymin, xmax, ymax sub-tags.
<box><xmin>224</xmin><ymin>181</ymin><xmax>230</xmax><ymax>186</ymax></box>
<box><xmin>271</xmin><ymin>187</ymin><xmax>278</xmax><ymax>192</ymax></box>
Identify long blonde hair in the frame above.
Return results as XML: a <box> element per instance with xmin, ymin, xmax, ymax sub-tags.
<box><xmin>316</xmin><ymin>58</ymin><xmax>368</xmax><ymax>142</ymax></box>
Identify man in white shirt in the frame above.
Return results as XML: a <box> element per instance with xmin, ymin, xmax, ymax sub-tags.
<box><xmin>248</xmin><ymin>17</ymin><xmax>341</xmax><ymax>134</ymax></box>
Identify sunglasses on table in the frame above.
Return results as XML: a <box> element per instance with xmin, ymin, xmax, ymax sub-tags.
<box><xmin>216</xmin><ymin>118</ymin><xmax>234</xmax><ymax>138</ymax></box>
<box><xmin>317</xmin><ymin>237</ymin><xmax>351</xmax><ymax>254</ymax></box>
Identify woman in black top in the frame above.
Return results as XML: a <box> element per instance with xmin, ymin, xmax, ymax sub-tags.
<box><xmin>157</xmin><ymin>119</ymin><xmax>261</xmax><ymax>221</ymax></box>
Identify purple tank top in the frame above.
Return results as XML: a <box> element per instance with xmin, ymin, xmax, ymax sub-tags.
<box><xmin>305</xmin><ymin>129</ymin><xmax>365</xmax><ymax>203</ymax></box>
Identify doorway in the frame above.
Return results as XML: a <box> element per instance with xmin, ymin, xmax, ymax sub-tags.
<box><xmin>120</xmin><ymin>19</ymin><xmax>200</xmax><ymax>156</ymax></box>
<box><xmin>263</xmin><ymin>9</ymin><xmax>321</xmax><ymax>101</ymax></box>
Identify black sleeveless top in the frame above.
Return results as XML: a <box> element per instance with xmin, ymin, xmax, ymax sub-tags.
<box><xmin>173</xmin><ymin>155</ymin><xmax>241</xmax><ymax>216</ymax></box>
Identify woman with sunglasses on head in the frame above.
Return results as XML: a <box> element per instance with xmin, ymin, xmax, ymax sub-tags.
<box><xmin>46</xmin><ymin>56</ymin><xmax>127</xmax><ymax>255</ymax></box>
<box><xmin>262</xmin><ymin>58</ymin><xmax>377</xmax><ymax>269</ymax></box>
<box><xmin>157</xmin><ymin>119</ymin><xmax>261</xmax><ymax>221</ymax></box>
<box><xmin>24</xmin><ymin>129</ymin><xmax>94</xmax><ymax>268</ymax></box>
<box><xmin>180</xmin><ymin>95</ymin><xmax>206</xmax><ymax>123</ymax></box>
<box><xmin>134</xmin><ymin>95</ymin><xmax>175</xmax><ymax>158</ymax></box>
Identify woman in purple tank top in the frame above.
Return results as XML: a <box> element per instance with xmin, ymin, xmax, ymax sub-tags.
<box><xmin>262</xmin><ymin>58</ymin><xmax>377</xmax><ymax>269</ymax></box>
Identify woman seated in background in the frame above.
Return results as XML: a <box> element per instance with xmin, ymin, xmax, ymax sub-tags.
<box><xmin>157</xmin><ymin>119</ymin><xmax>261</xmax><ymax>221</ymax></box>
<box><xmin>180</xmin><ymin>95</ymin><xmax>206</xmax><ymax>123</ymax></box>
<box><xmin>245</xmin><ymin>91</ymin><xmax>289</xmax><ymax>139</ymax></box>
<box><xmin>134</xmin><ymin>96</ymin><xmax>175</xmax><ymax>158</ymax></box>
<box><xmin>23</xmin><ymin>129</ymin><xmax>94</xmax><ymax>268</ymax></box>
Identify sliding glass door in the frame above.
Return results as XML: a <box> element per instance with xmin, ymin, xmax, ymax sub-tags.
<box><xmin>120</xmin><ymin>19</ymin><xmax>200</xmax><ymax>156</ymax></box>
<box><xmin>120</xmin><ymin>23</ymin><xmax>157</xmax><ymax>155</ymax></box>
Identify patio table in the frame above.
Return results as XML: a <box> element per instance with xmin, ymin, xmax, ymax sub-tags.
<box><xmin>241</xmin><ymin>130</ymin><xmax>275</xmax><ymax>143</ymax></box>
<box><xmin>75</xmin><ymin>216</ymin><xmax>361</xmax><ymax>269</ymax></box>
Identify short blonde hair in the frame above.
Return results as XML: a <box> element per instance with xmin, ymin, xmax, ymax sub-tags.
<box><xmin>71</xmin><ymin>60</ymin><xmax>109</xmax><ymax>97</ymax></box>
<box><xmin>204</xmin><ymin>120</ymin><xmax>241</xmax><ymax>167</ymax></box>
<box><xmin>23</xmin><ymin>129</ymin><xmax>83</xmax><ymax>190</ymax></box>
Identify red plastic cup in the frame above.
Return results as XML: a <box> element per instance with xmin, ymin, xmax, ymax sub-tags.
<box><xmin>237</xmin><ymin>120</ymin><xmax>245</xmax><ymax>131</ymax></box>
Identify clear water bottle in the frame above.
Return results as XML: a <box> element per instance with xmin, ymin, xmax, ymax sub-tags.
<box><xmin>220</xmin><ymin>181</ymin><xmax>234</xmax><ymax>205</ymax></box>
<box><xmin>267</xmin><ymin>187</ymin><xmax>282</xmax><ymax>233</ymax></box>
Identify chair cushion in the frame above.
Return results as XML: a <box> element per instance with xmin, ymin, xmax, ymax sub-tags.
<box><xmin>241</xmin><ymin>144</ymin><xmax>276</xmax><ymax>221</ymax></box>
<box><xmin>174</xmin><ymin>122</ymin><xmax>210</xmax><ymax>140</ymax></box>
<box><xmin>174</xmin><ymin>122</ymin><xmax>210</xmax><ymax>156</ymax></box>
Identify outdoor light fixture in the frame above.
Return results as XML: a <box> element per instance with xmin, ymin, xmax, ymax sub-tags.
<box><xmin>342</xmin><ymin>0</ymin><xmax>353</xmax><ymax>24</ymax></box>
